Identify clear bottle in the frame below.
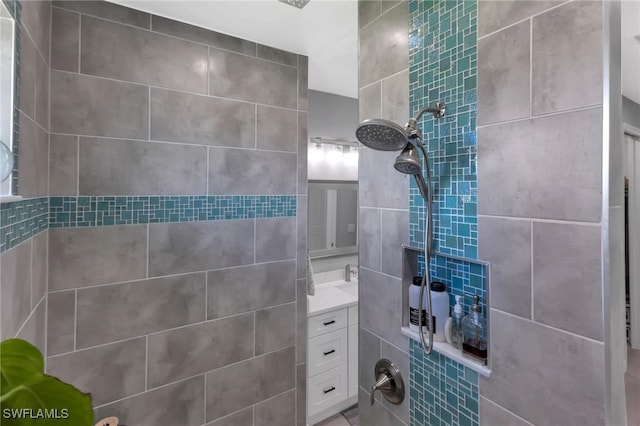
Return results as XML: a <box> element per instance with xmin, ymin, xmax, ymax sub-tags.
<box><xmin>461</xmin><ymin>295</ymin><xmax>487</xmax><ymax>365</ymax></box>
<box><xmin>450</xmin><ymin>295</ymin><xmax>464</xmax><ymax>350</ymax></box>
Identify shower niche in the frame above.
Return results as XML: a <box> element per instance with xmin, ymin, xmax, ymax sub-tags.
<box><xmin>400</xmin><ymin>245</ymin><xmax>492</xmax><ymax>377</ymax></box>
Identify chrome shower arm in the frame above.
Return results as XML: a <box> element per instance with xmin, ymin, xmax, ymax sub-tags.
<box><xmin>405</xmin><ymin>103</ymin><xmax>446</xmax><ymax>138</ymax></box>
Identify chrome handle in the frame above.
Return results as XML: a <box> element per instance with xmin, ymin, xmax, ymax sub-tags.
<box><xmin>370</xmin><ymin>359</ymin><xmax>405</xmax><ymax>406</ymax></box>
<box><xmin>370</xmin><ymin>373</ymin><xmax>392</xmax><ymax>405</ymax></box>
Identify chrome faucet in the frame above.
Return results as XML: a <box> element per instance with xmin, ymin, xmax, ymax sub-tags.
<box><xmin>345</xmin><ymin>264</ymin><xmax>358</xmax><ymax>281</ymax></box>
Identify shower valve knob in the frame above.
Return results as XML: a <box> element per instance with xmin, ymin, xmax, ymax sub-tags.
<box><xmin>370</xmin><ymin>359</ymin><xmax>405</xmax><ymax>406</ymax></box>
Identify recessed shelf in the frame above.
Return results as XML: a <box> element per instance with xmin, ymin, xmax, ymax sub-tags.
<box><xmin>400</xmin><ymin>326</ymin><xmax>491</xmax><ymax>377</ymax></box>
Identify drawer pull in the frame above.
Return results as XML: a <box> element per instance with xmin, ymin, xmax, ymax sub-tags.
<box><xmin>323</xmin><ymin>349</ymin><xmax>336</xmax><ymax>356</ymax></box>
<box><xmin>323</xmin><ymin>320</ymin><xmax>336</xmax><ymax>326</ymax></box>
<box><xmin>323</xmin><ymin>386</ymin><xmax>336</xmax><ymax>394</ymax></box>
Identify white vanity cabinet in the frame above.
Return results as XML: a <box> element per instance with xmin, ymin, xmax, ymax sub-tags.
<box><xmin>307</xmin><ymin>304</ymin><xmax>358</xmax><ymax>424</ymax></box>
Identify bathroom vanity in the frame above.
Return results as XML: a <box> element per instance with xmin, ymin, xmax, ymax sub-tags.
<box><xmin>307</xmin><ymin>273</ymin><xmax>358</xmax><ymax>425</ymax></box>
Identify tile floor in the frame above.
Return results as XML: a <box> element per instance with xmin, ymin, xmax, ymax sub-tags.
<box><xmin>627</xmin><ymin>346</ymin><xmax>640</xmax><ymax>426</ymax></box>
<box><xmin>314</xmin><ymin>413</ymin><xmax>352</xmax><ymax>426</ymax></box>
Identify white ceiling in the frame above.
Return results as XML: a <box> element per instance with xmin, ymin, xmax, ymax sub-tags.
<box><xmin>622</xmin><ymin>1</ymin><xmax>640</xmax><ymax>105</ymax></box>
<box><xmin>110</xmin><ymin>0</ymin><xmax>359</xmax><ymax>99</ymax></box>
<box><xmin>111</xmin><ymin>0</ymin><xmax>640</xmax><ymax>105</ymax></box>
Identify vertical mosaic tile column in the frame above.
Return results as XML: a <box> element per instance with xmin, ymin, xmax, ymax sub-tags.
<box><xmin>408</xmin><ymin>1</ymin><xmax>480</xmax><ymax>425</ymax></box>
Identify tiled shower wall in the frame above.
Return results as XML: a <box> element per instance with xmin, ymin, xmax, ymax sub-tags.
<box><xmin>0</xmin><ymin>0</ymin><xmax>50</xmax><ymax>355</ymax></box>
<box><xmin>41</xmin><ymin>2</ymin><xmax>308</xmax><ymax>425</ymax></box>
<box><xmin>477</xmin><ymin>1</ymin><xmax>610</xmax><ymax>425</ymax></box>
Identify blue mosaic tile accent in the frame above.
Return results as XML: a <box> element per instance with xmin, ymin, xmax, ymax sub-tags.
<box><xmin>49</xmin><ymin>195</ymin><xmax>297</xmax><ymax>228</ymax></box>
<box><xmin>409</xmin><ymin>0</ymin><xmax>478</xmax><ymax>258</ymax></box>
<box><xmin>0</xmin><ymin>197</ymin><xmax>48</xmax><ymax>252</ymax></box>
<box><xmin>410</xmin><ymin>339</ymin><xmax>479</xmax><ymax>426</ymax></box>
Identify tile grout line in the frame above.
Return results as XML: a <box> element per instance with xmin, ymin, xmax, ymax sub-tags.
<box><xmin>531</xmin><ymin>220</ymin><xmax>535</xmax><ymax>321</ymax></box>
<box><xmin>529</xmin><ymin>17</ymin><xmax>533</xmax><ymax>119</ymax></box>
<box><xmin>144</xmin><ymin>335</ymin><xmax>148</xmax><ymax>391</ymax></box>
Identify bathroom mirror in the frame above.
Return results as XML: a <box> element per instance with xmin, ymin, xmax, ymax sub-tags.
<box><xmin>308</xmin><ymin>181</ymin><xmax>358</xmax><ymax>258</ymax></box>
<box><xmin>0</xmin><ymin>1</ymin><xmax>15</xmax><ymax>194</ymax></box>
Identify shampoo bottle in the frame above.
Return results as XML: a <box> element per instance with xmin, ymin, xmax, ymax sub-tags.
<box><xmin>429</xmin><ymin>282</ymin><xmax>449</xmax><ymax>341</ymax></box>
<box><xmin>408</xmin><ymin>276</ymin><xmax>427</xmax><ymax>332</ymax></box>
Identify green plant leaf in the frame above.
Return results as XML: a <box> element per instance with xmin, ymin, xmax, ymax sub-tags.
<box><xmin>1</xmin><ymin>339</ymin><xmax>94</xmax><ymax>426</ymax></box>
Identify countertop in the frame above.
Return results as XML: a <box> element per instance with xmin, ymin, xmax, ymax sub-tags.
<box><xmin>308</xmin><ymin>277</ymin><xmax>358</xmax><ymax>316</ymax></box>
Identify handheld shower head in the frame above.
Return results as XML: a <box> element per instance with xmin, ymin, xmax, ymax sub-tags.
<box><xmin>355</xmin><ymin>118</ymin><xmax>407</xmax><ymax>151</ymax></box>
<box><xmin>393</xmin><ymin>143</ymin><xmax>422</xmax><ymax>175</ymax></box>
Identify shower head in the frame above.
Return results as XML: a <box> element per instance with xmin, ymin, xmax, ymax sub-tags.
<box><xmin>394</xmin><ymin>143</ymin><xmax>422</xmax><ymax>175</ymax></box>
<box><xmin>355</xmin><ymin>118</ymin><xmax>407</xmax><ymax>151</ymax></box>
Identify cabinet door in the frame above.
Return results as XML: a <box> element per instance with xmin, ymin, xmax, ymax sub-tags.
<box><xmin>348</xmin><ymin>324</ymin><xmax>358</xmax><ymax>398</ymax></box>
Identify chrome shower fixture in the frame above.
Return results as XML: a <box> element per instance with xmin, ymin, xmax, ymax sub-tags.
<box><xmin>278</xmin><ymin>0</ymin><xmax>311</xmax><ymax>9</ymax></box>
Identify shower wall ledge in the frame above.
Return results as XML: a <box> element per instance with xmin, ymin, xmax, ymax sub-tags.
<box><xmin>401</xmin><ymin>326</ymin><xmax>491</xmax><ymax>377</ymax></box>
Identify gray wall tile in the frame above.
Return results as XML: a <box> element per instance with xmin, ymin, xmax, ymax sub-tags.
<box><xmin>254</xmin><ymin>390</ymin><xmax>295</xmax><ymax>426</ymax></box>
<box><xmin>478</xmin><ymin>20</ymin><xmax>530</xmax><ymax>126</ymax></box>
<box><xmin>478</xmin><ymin>1</ymin><xmax>561</xmax><ymax>37</ymax></box>
<box><xmin>95</xmin><ymin>376</ymin><xmax>205</xmax><ymax>426</ymax></box>
<box><xmin>358</xmin><ymin>388</ymin><xmax>406</xmax><ymax>426</ymax></box>
<box><xmin>21</xmin><ymin>0</ymin><xmax>50</xmax><ymax>62</ymax></box>
<box><xmin>49</xmin><ymin>225</ymin><xmax>147</xmax><ymax>291</ymax></box>
<box><xmin>47</xmin><ymin>290</ymin><xmax>76</xmax><ymax>356</ymax></box>
<box><xmin>206</xmin><ymin>347</ymin><xmax>295</xmax><ymax>422</ymax></box>
<box><xmin>53</xmin><ymin>1</ymin><xmax>150</xmax><ymax>28</ymax></box>
<box><xmin>35</xmin><ymin>47</ymin><xmax>49</xmax><ymax>130</ymax></box>
<box><xmin>17</xmin><ymin>113</ymin><xmax>48</xmax><ymax>198</ymax></box>
<box><xmin>208</xmin><ymin>148</ymin><xmax>297</xmax><ymax>195</ymax></box>
<box><xmin>359</xmin><ymin>81</ymin><xmax>382</xmax><ymax>120</ymax></box>
<box><xmin>532</xmin><ymin>222</ymin><xmax>603</xmax><ymax>340</ymax></box>
<box><xmin>381</xmin><ymin>1</ymin><xmax>401</xmax><ymax>13</ymax></box>
<box><xmin>296</xmin><ymin>364</ymin><xmax>306</xmax><ymax>426</ymax></box>
<box><xmin>359</xmin><ymin>327</ymin><xmax>381</xmax><ymax>392</ymax></box>
<box><xmin>46</xmin><ymin>338</ymin><xmax>146</xmax><ymax>406</ymax></box>
<box><xmin>379</xmin><ymin>341</ymin><xmax>409</xmax><ymax>424</ymax></box>
<box><xmin>16</xmin><ymin>298</ymin><xmax>46</xmax><ymax>355</ymax></box>
<box><xmin>209</xmin><ymin>48</ymin><xmax>297</xmax><ymax>109</ymax></box>
<box><xmin>205</xmin><ymin>408</ymin><xmax>253</xmax><ymax>426</ymax></box>
<box><xmin>359</xmin><ymin>207</ymin><xmax>381</xmax><ymax>271</ymax></box>
<box><xmin>147</xmin><ymin>313</ymin><xmax>254</xmax><ymax>388</ymax></box>
<box><xmin>257</xmin><ymin>105</ymin><xmax>298</xmax><ymax>152</ymax></box>
<box><xmin>255</xmin><ymin>303</ymin><xmax>295</xmax><ymax>356</ymax></box>
<box><xmin>78</xmin><ymin>137</ymin><xmax>207</xmax><ymax>195</ymax></box>
<box><xmin>0</xmin><ymin>240</ymin><xmax>32</xmax><ymax>339</ymax></box>
<box><xmin>297</xmin><ymin>195</ymin><xmax>308</xmax><ymax>279</ymax></box>
<box><xmin>18</xmin><ymin>27</ymin><xmax>36</xmax><ymax>119</ymax></box>
<box><xmin>51</xmin><ymin>71</ymin><xmax>149</xmax><ymax>139</ymax></box>
<box><xmin>359</xmin><ymin>268</ymin><xmax>407</xmax><ymax>351</ymax></box>
<box><xmin>380</xmin><ymin>209</ymin><xmax>408</xmax><ymax>278</ymax></box>
<box><xmin>382</xmin><ymin>69</ymin><xmax>409</xmax><ymax>125</ymax></box>
<box><xmin>478</xmin><ymin>217</ymin><xmax>531</xmax><ymax>319</ymax></box>
<box><xmin>256</xmin><ymin>217</ymin><xmax>296</xmax><ymax>263</ymax></box>
<box><xmin>359</xmin><ymin>146</ymin><xmax>409</xmax><ymax>209</ymax></box>
<box><xmin>81</xmin><ymin>16</ymin><xmax>208</xmax><ymax>94</ymax></box>
<box><xmin>480</xmin><ymin>309</ymin><xmax>605</xmax><ymax>426</ymax></box>
<box><xmin>297</xmin><ymin>113</ymin><xmax>308</xmax><ymax>195</ymax></box>
<box><xmin>480</xmin><ymin>396</ymin><xmax>534</xmax><ymax>426</ymax></box>
<box><xmin>208</xmin><ymin>260</ymin><xmax>296</xmax><ymax>319</ymax></box>
<box><xmin>359</xmin><ymin>1</ymin><xmax>408</xmax><ymax>87</ymax></box>
<box><xmin>151</xmin><ymin>15</ymin><xmax>256</xmax><ymax>55</ymax></box>
<box><xmin>297</xmin><ymin>55</ymin><xmax>308</xmax><ymax>112</ymax></box>
<box><xmin>49</xmin><ymin>134</ymin><xmax>78</xmax><ymax>196</ymax></box>
<box><xmin>532</xmin><ymin>1</ymin><xmax>603</xmax><ymax>115</ymax></box>
<box><xmin>359</xmin><ymin>0</ymin><xmax>381</xmax><ymax>29</ymax></box>
<box><xmin>150</xmin><ymin>88</ymin><xmax>256</xmax><ymax>148</ymax></box>
<box><xmin>257</xmin><ymin>45</ymin><xmax>297</xmax><ymax>67</ymax></box>
<box><xmin>148</xmin><ymin>220</ymin><xmax>254</xmax><ymax>277</ymax></box>
<box><xmin>51</xmin><ymin>7</ymin><xmax>79</xmax><ymax>72</ymax></box>
<box><xmin>477</xmin><ymin>108</ymin><xmax>602</xmax><ymax>222</ymax></box>
<box><xmin>76</xmin><ymin>273</ymin><xmax>206</xmax><ymax>348</ymax></box>
<box><xmin>31</xmin><ymin>231</ymin><xmax>47</xmax><ymax>307</ymax></box>
<box><xmin>296</xmin><ymin>279</ymin><xmax>307</xmax><ymax>364</ymax></box>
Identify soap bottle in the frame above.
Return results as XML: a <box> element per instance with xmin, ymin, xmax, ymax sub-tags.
<box><xmin>450</xmin><ymin>295</ymin><xmax>464</xmax><ymax>349</ymax></box>
<box><xmin>408</xmin><ymin>276</ymin><xmax>427</xmax><ymax>332</ymax></box>
<box><xmin>429</xmin><ymin>281</ymin><xmax>449</xmax><ymax>341</ymax></box>
<box><xmin>461</xmin><ymin>295</ymin><xmax>487</xmax><ymax>365</ymax></box>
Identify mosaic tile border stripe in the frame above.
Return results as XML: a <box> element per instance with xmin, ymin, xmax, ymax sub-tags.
<box><xmin>49</xmin><ymin>195</ymin><xmax>297</xmax><ymax>228</ymax></box>
<box><xmin>410</xmin><ymin>339</ymin><xmax>480</xmax><ymax>426</ymax></box>
<box><xmin>0</xmin><ymin>197</ymin><xmax>48</xmax><ymax>252</ymax></box>
<box><xmin>409</xmin><ymin>0</ymin><xmax>478</xmax><ymax>259</ymax></box>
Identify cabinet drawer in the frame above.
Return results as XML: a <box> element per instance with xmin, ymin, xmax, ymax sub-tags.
<box><xmin>307</xmin><ymin>364</ymin><xmax>348</xmax><ymax>418</ymax></box>
<box><xmin>348</xmin><ymin>305</ymin><xmax>358</xmax><ymax>325</ymax></box>
<box><xmin>308</xmin><ymin>308</ymin><xmax>348</xmax><ymax>338</ymax></box>
<box><xmin>308</xmin><ymin>328</ymin><xmax>348</xmax><ymax>377</ymax></box>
